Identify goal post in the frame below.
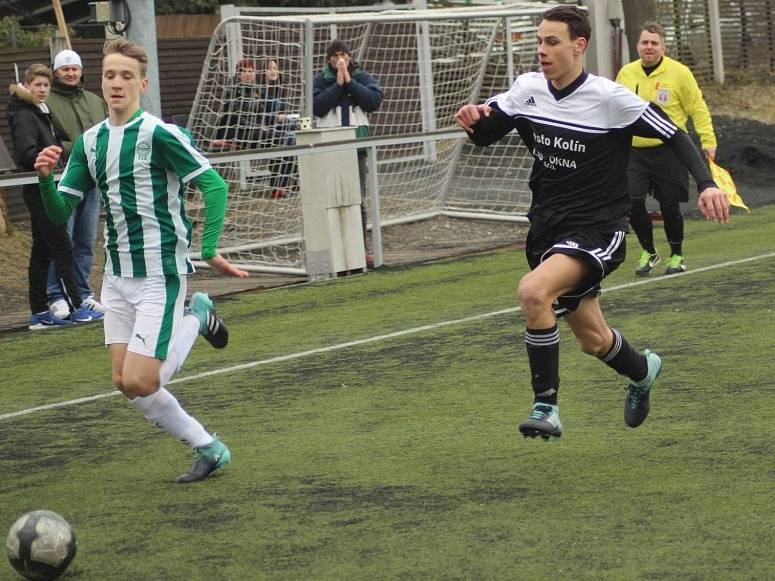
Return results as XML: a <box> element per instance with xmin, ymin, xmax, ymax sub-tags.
<box><xmin>186</xmin><ymin>4</ymin><xmax>551</xmax><ymax>275</ymax></box>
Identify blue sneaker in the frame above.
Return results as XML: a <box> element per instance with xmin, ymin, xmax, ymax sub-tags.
<box><xmin>188</xmin><ymin>292</ymin><xmax>228</xmax><ymax>348</ymax></box>
<box><xmin>176</xmin><ymin>436</ymin><xmax>231</xmax><ymax>483</ymax></box>
<box><xmin>518</xmin><ymin>403</ymin><xmax>563</xmax><ymax>440</ymax></box>
<box><xmin>29</xmin><ymin>311</ymin><xmax>72</xmax><ymax>330</ymax></box>
<box><xmin>625</xmin><ymin>350</ymin><xmax>662</xmax><ymax>427</ymax></box>
<box><xmin>71</xmin><ymin>301</ymin><xmax>105</xmax><ymax>324</ymax></box>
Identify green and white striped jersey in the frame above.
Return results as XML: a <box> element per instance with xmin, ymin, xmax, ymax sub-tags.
<box><xmin>58</xmin><ymin>110</ymin><xmax>211</xmax><ymax>277</ymax></box>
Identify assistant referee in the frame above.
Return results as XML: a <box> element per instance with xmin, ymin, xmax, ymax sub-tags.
<box><xmin>616</xmin><ymin>21</ymin><xmax>717</xmax><ymax>276</ymax></box>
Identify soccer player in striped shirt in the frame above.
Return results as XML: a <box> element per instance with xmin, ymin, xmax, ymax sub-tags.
<box><xmin>34</xmin><ymin>39</ymin><xmax>249</xmax><ymax>482</ymax></box>
<box><xmin>454</xmin><ymin>5</ymin><xmax>730</xmax><ymax>439</ymax></box>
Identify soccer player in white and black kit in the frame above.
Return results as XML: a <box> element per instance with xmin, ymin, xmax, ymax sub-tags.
<box><xmin>455</xmin><ymin>5</ymin><xmax>729</xmax><ymax>439</ymax></box>
<box><xmin>35</xmin><ymin>39</ymin><xmax>249</xmax><ymax>481</ymax></box>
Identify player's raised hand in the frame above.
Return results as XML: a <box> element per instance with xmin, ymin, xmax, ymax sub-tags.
<box><xmin>454</xmin><ymin>104</ymin><xmax>491</xmax><ymax>134</ymax></box>
<box><xmin>34</xmin><ymin>145</ymin><xmax>62</xmax><ymax>177</ymax></box>
<box><xmin>698</xmin><ymin>186</ymin><xmax>730</xmax><ymax>224</ymax></box>
<box><xmin>206</xmin><ymin>254</ymin><xmax>249</xmax><ymax>278</ymax></box>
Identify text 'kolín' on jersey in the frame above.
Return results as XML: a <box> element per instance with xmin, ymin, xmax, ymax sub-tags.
<box><xmin>532</xmin><ymin>132</ymin><xmax>587</xmax><ymax>152</ymax></box>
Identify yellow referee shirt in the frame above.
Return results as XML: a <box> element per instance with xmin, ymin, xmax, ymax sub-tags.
<box><xmin>615</xmin><ymin>55</ymin><xmax>716</xmax><ymax>150</ymax></box>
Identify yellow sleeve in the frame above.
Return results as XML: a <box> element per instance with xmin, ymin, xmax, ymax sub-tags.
<box><xmin>680</xmin><ymin>68</ymin><xmax>716</xmax><ymax>149</ymax></box>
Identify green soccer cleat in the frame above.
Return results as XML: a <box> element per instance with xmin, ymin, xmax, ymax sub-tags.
<box><xmin>635</xmin><ymin>250</ymin><xmax>660</xmax><ymax>276</ymax></box>
<box><xmin>518</xmin><ymin>403</ymin><xmax>563</xmax><ymax>440</ymax></box>
<box><xmin>188</xmin><ymin>292</ymin><xmax>229</xmax><ymax>349</ymax></box>
<box><xmin>176</xmin><ymin>437</ymin><xmax>231</xmax><ymax>483</ymax></box>
<box><xmin>664</xmin><ymin>254</ymin><xmax>686</xmax><ymax>275</ymax></box>
<box><xmin>625</xmin><ymin>350</ymin><xmax>662</xmax><ymax>428</ymax></box>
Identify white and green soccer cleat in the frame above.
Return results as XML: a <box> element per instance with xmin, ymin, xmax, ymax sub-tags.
<box><xmin>518</xmin><ymin>403</ymin><xmax>563</xmax><ymax>440</ymax></box>
<box><xmin>625</xmin><ymin>350</ymin><xmax>662</xmax><ymax>428</ymax></box>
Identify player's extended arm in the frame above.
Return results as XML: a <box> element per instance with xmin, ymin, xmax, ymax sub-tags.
<box><xmin>456</xmin><ymin>104</ymin><xmax>515</xmax><ymax>147</ymax></box>
<box><xmin>191</xmin><ymin>168</ymin><xmax>249</xmax><ymax>277</ymax></box>
<box><xmin>37</xmin><ymin>174</ymin><xmax>80</xmax><ymax>224</ymax></box>
<box><xmin>666</xmin><ymin>132</ymin><xmax>729</xmax><ymax>223</ymax></box>
<box><xmin>34</xmin><ymin>145</ymin><xmax>79</xmax><ymax>224</ymax></box>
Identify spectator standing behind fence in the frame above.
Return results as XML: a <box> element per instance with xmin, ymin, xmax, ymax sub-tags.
<box><xmin>615</xmin><ymin>22</ymin><xmax>717</xmax><ymax>277</ymax></box>
<box><xmin>213</xmin><ymin>58</ymin><xmax>262</xmax><ymax>148</ymax></box>
<box><xmin>259</xmin><ymin>58</ymin><xmax>298</xmax><ymax>199</ymax></box>
<box><xmin>7</xmin><ymin>64</ymin><xmax>104</xmax><ymax>329</ymax></box>
<box><xmin>213</xmin><ymin>58</ymin><xmax>296</xmax><ymax>199</ymax></box>
<box><xmin>45</xmin><ymin>49</ymin><xmax>109</xmax><ymax>318</ymax></box>
<box><xmin>313</xmin><ymin>39</ymin><xmax>384</xmax><ymax>268</ymax></box>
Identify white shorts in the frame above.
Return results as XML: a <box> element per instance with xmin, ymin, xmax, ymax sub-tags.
<box><xmin>102</xmin><ymin>274</ymin><xmax>187</xmax><ymax>360</ymax></box>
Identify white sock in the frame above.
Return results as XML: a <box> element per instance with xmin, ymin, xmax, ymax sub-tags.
<box><xmin>131</xmin><ymin>388</ymin><xmax>213</xmax><ymax>448</ymax></box>
<box><xmin>159</xmin><ymin>314</ymin><xmax>200</xmax><ymax>387</ymax></box>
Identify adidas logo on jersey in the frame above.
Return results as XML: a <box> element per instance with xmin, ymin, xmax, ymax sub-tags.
<box><xmin>524</xmin><ymin>96</ymin><xmax>537</xmax><ymax>107</ymax></box>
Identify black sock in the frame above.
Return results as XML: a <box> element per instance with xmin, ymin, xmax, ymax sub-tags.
<box><xmin>630</xmin><ymin>198</ymin><xmax>656</xmax><ymax>254</ymax></box>
<box><xmin>525</xmin><ymin>325</ymin><xmax>560</xmax><ymax>405</ymax></box>
<box><xmin>662</xmin><ymin>204</ymin><xmax>683</xmax><ymax>256</ymax></box>
<box><xmin>599</xmin><ymin>328</ymin><xmax>647</xmax><ymax>382</ymax></box>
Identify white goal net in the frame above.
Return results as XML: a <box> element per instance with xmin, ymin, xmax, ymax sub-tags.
<box><xmin>186</xmin><ymin>4</ymin><xmax>550</xmax><ymax>274</ymax></box>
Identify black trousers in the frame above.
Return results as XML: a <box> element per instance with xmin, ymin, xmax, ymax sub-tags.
<box><xmin>22</xmin><ymin>184</ymin><xmax>82</xmax><ymax>314</ymax></box>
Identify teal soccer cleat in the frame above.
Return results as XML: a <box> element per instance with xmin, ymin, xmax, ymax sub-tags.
<box><xmin>625</xmin><ymin>350</ymin><xmax>662</xmax><ymax>427</ymax></box>
<box><xmin>518</xmin><ymin>403</ymin><xmax>563</xmax><ymax>440</ymax></box>
<box><xmin>188</xmin><ymin>292</ymin><xmax>229</xmax><ymax>349</ymax></box>
<box><xmin>176</xmin><ymin>437</ymin><xmax>231</xmax><ymax>483</ymax></box>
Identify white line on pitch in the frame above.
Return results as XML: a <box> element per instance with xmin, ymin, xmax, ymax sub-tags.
<box><xmin>2</xmin><ymin>251</ymin><xmax>773</xmax><ymax>422</ymax></box>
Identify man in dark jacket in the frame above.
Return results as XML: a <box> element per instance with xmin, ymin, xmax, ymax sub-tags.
<box><xmin>45</xmin><ymin>49</ymin><xmax>108</xmax><ymax>318</ymax></box>
<box><xmin>7</xmin><ymin>64</ymin><xmax>104</xmax><ymax>329</ymax></box>
<box><xmin>313</xmin><ymin>39</ymin><xmax>384</xmax><ymax>266</ymax></box>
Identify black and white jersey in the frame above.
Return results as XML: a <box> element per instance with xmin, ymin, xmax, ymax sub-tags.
<box><xmin>471</xmin><ymin>71</ymin><xmax>679</xmax><ymax>237</ymax></box>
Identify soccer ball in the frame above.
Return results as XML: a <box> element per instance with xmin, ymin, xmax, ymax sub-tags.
<box><xmin>6</xmin><ymin>510</ymin><xmax>77</xmax><ymax>580</ymax></box>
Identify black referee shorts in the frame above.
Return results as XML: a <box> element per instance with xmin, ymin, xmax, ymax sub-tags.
<box><xmin>525</xmin><ymin>227</ymin><xmax>627</xmax><ymax>317</ymax></box>
<box><xmin>627</xmin><ymin>145</ymin><xmax>690</xmax><ymax>203</ymax></box>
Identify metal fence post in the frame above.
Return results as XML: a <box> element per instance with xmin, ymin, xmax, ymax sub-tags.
<box><xmin>367</xmin><ymin>145</ymin><xmax>383</xmax><ymax>268</ymax></box>
<box><xmin>707</xmin><ymin>0</ymin><xmax>725</xmax><ymax>84</ymax></box>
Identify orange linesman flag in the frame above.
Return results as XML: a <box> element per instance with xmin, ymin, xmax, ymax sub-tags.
<box><xmin>709</xmin><ymin>159</ymin><xmax>750</xmax><ymax>213</ymax></box>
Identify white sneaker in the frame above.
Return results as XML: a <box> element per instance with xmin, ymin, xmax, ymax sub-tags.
<box><xmin>82</xmin><ymin>295</ymin><xmax>105</xmax><ymax>313</ymax></box>
<box><xmin>49</xmin><ymin>299</ymin><xmax>70</xmax><ymax>319</ymax></box>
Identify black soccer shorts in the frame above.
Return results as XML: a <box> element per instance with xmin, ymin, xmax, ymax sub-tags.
<box><xmin>525</xmin><ymin>227</ymin><xmax>627</xmax><ymax>317</ymax></box>
<box><xmin>627</xmin><ymin>145</ymin><xmax>690</xmax><ymax>204</ymax></box>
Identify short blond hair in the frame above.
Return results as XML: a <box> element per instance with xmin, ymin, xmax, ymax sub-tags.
<box><xmin>25</xmin><ymin>63</ymin><xmax>53</xmax><ymax>85</ymax></box>
<box><xmin>103</xmin><ymin>38</ymin><xmax>148</xmax><ymax>76</ymax></box>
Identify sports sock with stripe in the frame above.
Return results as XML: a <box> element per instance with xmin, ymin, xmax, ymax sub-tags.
<box><xmin>525</xmin><ymin>325</ymin><xmax>560</xmax><ymax>405</ymax></box>
<box><xmin>599</xmin><ymin>328</ymin><xmax>648</xmax><ymax>382</ymax></box>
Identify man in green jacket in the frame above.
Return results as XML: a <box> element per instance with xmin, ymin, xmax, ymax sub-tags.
<box><xmin>46</xmin><ymin>49</ymin><xmax>108</xmax><ymax>318</ymax></box>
